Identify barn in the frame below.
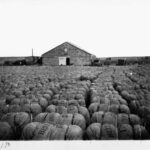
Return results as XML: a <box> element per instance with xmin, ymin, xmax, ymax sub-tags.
<box><xmin>41</xmin><ymin>42</ymin><xmax>93</xmax><ymax>66</ymax></box>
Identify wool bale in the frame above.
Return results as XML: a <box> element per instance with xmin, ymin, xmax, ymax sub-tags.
<box><xmin>108</xmin><ymin>85</ymin><xmax>114</xmax><ymax>91</ymax></box>
<box><xmin>91</xmin><ymin>96</ymin><xmax>101</xmax><ymax>103</ymax></box>
<box><xmin>78</xmin><ymin>106</ymin><xmax>90</xmax><ymax>125</ymax></box>
<box><xmin>31</xmin><ymin>103</ymin><xmax>42</xmax><ymax>117</ymax></box>
<box><xmin>100</xmin><ymin>97</ymin><xmax>105</xmax><ymax>104</ymax></box>
<box><xmin>101</xmin><ymin>124</ymin><xmax>118</xmax><ymax>140</ymax></box>
<box><xmin>113</xmin><ymin>91</ymin><xmax>119</xmax><ymax>95</ymax></box>
<box><xmin>138</xmin><ymin>106</ymin><xmax>150</xmax><ymax>118</ymax></box>
<box><xmin>45</xmin><ymin>90</ymin><xmax>53</xmax><ymax>97</ymax></box>
<box><xmin>59</xmin><ymin>94</ymin><xmax>66</xmax><ymax>101</ymax></box>
<box><xmin>121</xmin><ymin>91</ymin><xmax>130</xmax><ymax>102</ymax></box>
<box><xmin>118</xmin><ymin>124</ymin><xmax>133</xmax><ymax>140</ymax></box>
<box><xmin>46</xmin><ymin>105</ymin><xmax>56</xmax><ymax>113</ymax></box>
<box><xmin>51</xmin><ymin>87</ymin><xmax>59</xmax><ymax>95</ymax></box>
<box><xmin>30</xmin><ymin>97</ymin><xmax>39</xmax><ymax>104</ymax></box>
<box><xmin>129</xmin><ymin>100</ymin><xmax>140</xmax><ymax>114</ymax></box>
<box><xmin>119</xmin><ymin>98</ymin><xmax>128</xmax><ymax>105</ymax></box>
<box><xmin>75</xmin><ymin>94</ymin><xmax>84</xmax><ymax>100</ymax></box>
<box><xmin>49</xmin><ymin>124</ymin><xmax>68</xmax><ymax>140</ymax></box>
<box><xmin>56</xmin><ymin>106</ymin><xmax>67</xmax><ymax>114</ymax></box>
<box><xmin>50</xmin><ymin>99</ymin><xmax>59</xmax><ymax>106</ymax></box>
<box><xmin>145</xmin><ymin>115</ymin><xmax>150</xmax><ymax>132</ymax></box>
<box><xmin>39</xmin><ymin>97</ymin><xmax>48</xmax><ymax>111</ymax></box>
<box><xmin>86</xmin><ymin>123</ymin><xmax>101</xmax><ymax>140</ymax></box>
<box><xmin>9</xmin><ymin>104</ymin><xmax>21</xmax><ymax>113</ymax></box>
<box><xmin>22</xmin><ymin>122</ymin><xmax>41</xmax><ymax>140</ymax></box>
<box><xmin>68</xmin><ymin>100</ymin><xmax>79</xmax><ymax>107</ymax></box>
<box><xmin>20</xmin><ymin>98</ymin><xmax>31</xmax><ymax>105</ymax></box>
<box><xmin>117</xmin><ymin>113</ymin><xmax>129</xmax><ymax>127</ymax></box>
<box><xmin>2</xmin><ymin>104</ymin><xmax>9</xmax><ymax>114</ymax></box>
<box><xmin>99</xmin><ymin>104</ymin><xmax>109</xmax><ymax>112</ymax></box>
<box><xmin>44</xmin><ymin>113</ymin><xmax>62</xmax><ymax>125</ymax></box>
<box><xmin>11</xmin><ymin>98</ymin><xmax>20</xmax><ymax>105</ymax></box>
<box><xmin>119</xmin><ymin>105</ymin><xmax>130</xmax><ymax>114</ymax></box>
<box><xmin>65</xmin><ymin>125</ymin><xmax>83</xmax><ymax>140</ymax></box>
<box><xmin>133</xmin><ymin>125</ymin><xmax>150</xmax><ymax>140</ymax></box>
<box><xmin>133</xmin><ymin>125</ymin><xmax>141</xmax><ymax>139</ymax></box>
<box><xmin>13</xmin><ymin>90</ymin><xmax>23</xmax><ymax>98</ymax></box>
<box><xmin>21</xmin><ymin>104</ymin><xmax>31</xmax><ymax>113</ymax></box>
<box><xmin>0</xmin><ymin>100</ymin><xmax>5</xmax><ymax>106</ymax></box>
<box><xmin>67</xmin><ymin>105</ymin><xmax>78</xmax><ymax>114</ymax></box>
<box><xmin>14</xmin><ymin>112</ymin><xmax>31</xmax><ymax>138</ymax></box>
<box><xmin>109</xmin><ymin>104</ymin><xmax>119</xmax><ymax>114</ymax></box>
<box><xmin>57</xmin><ymin>100</ymin><xmax>68</xmax><ymax>107</ymax></box>
<box><xmin>5</xmin><ymin>95</ymin><xmax>16</xmax><ymax>104</ymax></box>
<box><xmin>0</xmin><ymin>113</ymin><xmax>4</xmax><ymax>120</ymax></box>
<box><xmin>104</xmin><ymin>98</ymin><xmax>110</xmax><ymax>105</ymax></box>
<box><xmin>78</xmin><ymin>99</ymin><xmax>86</xmax><ymax>107</ymax></box>
<box><xmin>103</xmin><ymin>112</ymin><xmax>117</xmax><ymax>127</ymax></box>
<box><xmin>1</xmin><ymin>113</ymin><xmax>16</xmax><ymax>128</ymax></box>
<box><xmin>52</xmin><ymin>94</ymin><xmax>60</xmax><ymax>100</ymax></box>
<box><xmin>34</xmin><ymin>113</ymin><xmax>48</xmax><ymax>122</ymax></box>
<box><xmin>139</xmin><ymin>100</ymin><xmax>145</xmax><ymax>106</ymax></box>
<box><xmin>128</xmin><ymin>94</ymin><xmax>137</xmax><ymax>101</ymax></box>
<box><xmin>15</xmin><ymin>112</ymin><xmax>31</xmax><ymax>128</ymax></box>
<box><xmin>110</xmin><ymin>100</ymin><xmax>120</xmax><ymax>105</ymax></box>
<box><xmin>0</xmin><ymin>122</ymin><xmax>14</xmax><ymax>140</ymax></box>
<box><xmin>129</xmin><ymin>114</ymin><xmax>141</xmax><ymax>126</ymax></box>
<box><xmin>88</xmin><ymin>103</ymin><xmax>99</xmax><ymax>115</ymax></box>
<box><xmin>43</xmin><ymin>94</ymin><xmax>51</xmax><ymax>101</ymax></box>
<box><xmin>116</xmin><ymin>85</ymin><xmax>122</xmax><ymax>92</ymax></box>
<box><xmin>140</xmin><ymin>126</ymin><xmax>150</xmax><ymax>139</ymax></box>
<box><xmin>60</xmin><ymin>114</ymin><xmax>73</xmax><ymax>126</ymax></box>
<box><xmin>72</xmin><ymin>113</ymin><xmax>86</xmax><ymax>130</ymax></box>
<box><xmin>91</xmin><ymin>111</ymin><xmax>104</xmax><ymax>124</ymax></box>
<box><xmin>33</xmin><ymin>123</ymin><xmax>53</xmax><ymax>140</ymax></box>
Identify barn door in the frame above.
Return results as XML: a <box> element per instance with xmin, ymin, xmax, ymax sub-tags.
<box><xmin>59</xmin><ymin>57</ymin><xmax>66</xmax><ymax>65</ymax></box>
<box><xmin>66</xmin><ymin>57</ymin><xmax>70</xmax><ymax>65</ymax></box>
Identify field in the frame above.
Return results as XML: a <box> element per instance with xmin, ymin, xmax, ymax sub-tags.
<box><xmin>0</xmin><ymin>65</ymin><xmax>150</xmax><ymax>140</ymax></box>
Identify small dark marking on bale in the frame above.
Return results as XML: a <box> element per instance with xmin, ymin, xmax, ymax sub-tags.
<box><xmin>101</xmin><ymin>124</ymin><xmax>118</xmax><ymax>140</ymax></box>
<box><xmin>118</xmin><ymin>124</ymin><xmax>133</xmax><ymax>140</ymax></box>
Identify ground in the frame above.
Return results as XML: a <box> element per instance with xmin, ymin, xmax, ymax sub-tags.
<box><xmin>0</xmin><ymin>65</ymin><xmax>150</xmax><ymax>140</ymax></box>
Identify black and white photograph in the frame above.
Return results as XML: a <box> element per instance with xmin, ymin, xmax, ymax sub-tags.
<box><xmin>0</xmin><ymin>0</ymin><xmax>150</xmax><ymax>149</ymax></box>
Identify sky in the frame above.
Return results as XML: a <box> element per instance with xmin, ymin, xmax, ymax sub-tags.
<box><xmin>0</xmin><ymin>0</ymin><xmax>150</xmax><ymax>57</ymax></box>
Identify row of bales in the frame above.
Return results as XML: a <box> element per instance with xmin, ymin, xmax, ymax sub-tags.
<box><xmin>1</xmin><ymin>66</ymin><xmax>150</xmax><ymax>140</ymax></box>
<box><xmin>0</xmin><ymin>57</ymin><xmax>42</xmax><ymax>66</ymax></box>
<box><xmin>0</xmin><ymin>76</ymin><xmax>92</xmax><ymax>140</ymax></box>
<box><xmin>86</xmin><ymin>67</ymin><xmax>150</xmax><ymax>140</ymax></box>
<box><xmin>91</xmin><ymin>57</ymin><xmax>150</xmax><ymax>66</ymax></box>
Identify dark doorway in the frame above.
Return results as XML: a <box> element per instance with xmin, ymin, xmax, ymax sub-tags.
<box><xmin>66</xmin><ymin>57</ymin><xmax>70</xmax><ymax>65</ymax></box>
<box><xmin>37</xmin><ymin>57</ymin><xmax>43</xmax><ymax>65</ymax></box>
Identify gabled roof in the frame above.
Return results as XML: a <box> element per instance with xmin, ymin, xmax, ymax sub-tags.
<box><xmin>42</xmin><ymin>42</ymin><xmax>93</xmax><ymax>56</ymax></box>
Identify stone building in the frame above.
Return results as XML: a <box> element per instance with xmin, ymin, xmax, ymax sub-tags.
<box><xmin>41</xmin><ymin>42</ymin><xmax>93</xmax><ymax>66</ymax></box>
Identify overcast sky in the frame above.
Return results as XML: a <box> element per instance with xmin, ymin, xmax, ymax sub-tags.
<box><xmin>0</xmin><ymin>0</ymin><xmax>150</xmax><ymax>57</ymax></box>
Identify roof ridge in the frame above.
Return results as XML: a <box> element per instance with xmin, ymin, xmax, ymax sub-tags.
<box><xmin>64</xmin><ymin>41</ymin><xmax>93</xmax><ymax>56</ymax></box>
<box><xmin>42</xmin><ymin>42</ymin><xmax>93</xmax><ymax>56</ymax></box>
<box><xmin>64</xmin><ymin>42</ymin><xmax>84</xmax><ymax>50</ymax></box>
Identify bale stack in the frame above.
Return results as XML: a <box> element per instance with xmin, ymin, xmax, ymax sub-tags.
<box><xmin>1</xmin><ymin>65</ymin><xmax>150</xmax><ymax>140</ymax></box>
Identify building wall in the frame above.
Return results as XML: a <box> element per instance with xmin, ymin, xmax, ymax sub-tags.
<box><xmin>42</xmin><ymin>42</ymin><xmax>92</xmax><ymax>66</ymax></box>
<box><xmin>42</xmin><ymin>57</ymin><xmax>58</xmax><ymax>66</ymax></box>
<box><xmin>42</xmin><ymin>56</ymin><xmax>91</xmax><ymax>66</ymax></box>
<box><xmin>70</xmin><ymin>56</ymin><xmax>91</xmax><ymax>66</ymax></box>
